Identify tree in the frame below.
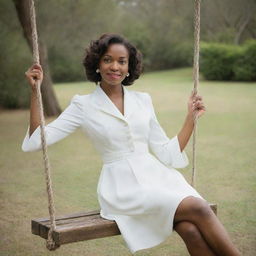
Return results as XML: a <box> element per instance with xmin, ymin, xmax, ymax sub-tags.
<box><xmin>13</xmin><ymin>0</ymin><xmax>61</xmax><ymax>116</ymax></box>
<box><xmin>202</xmin><ymin>0</ymin><xmax>256</xmax><ymax>44</ymax></box>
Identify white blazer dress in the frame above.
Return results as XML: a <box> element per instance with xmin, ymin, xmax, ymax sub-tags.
<box><xmin>22</xmin><ymin>84</ymin><xmax>203</xmax><ymax>253</ymax></box>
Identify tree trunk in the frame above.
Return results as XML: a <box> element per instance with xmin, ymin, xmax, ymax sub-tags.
<box><xmin>234</xmin><ymin>7</ymin><xmax>253</xmax><ymax>45</ymax></box>
<box><xmin>13</xmin><ymin>0</ymin><xmax>61</xmax><ymax>116</ymax></box>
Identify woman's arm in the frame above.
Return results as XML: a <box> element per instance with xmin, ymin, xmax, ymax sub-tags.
<box><xmin>22</xmin><ymin>64</ymin><xmax>84</xmax><ymax>152</ymax></box>
<box><xmin>25</xmin><ymin>64</ymin><xmax>43</xmax><ymax>136</ymax></box>
<box><xmin>146</xmin><ymin>93</ymin><xmax>188</xmax><ymax>169</ymax></box>
<box><xmin>177</xmin><ymin>91</ymin><xmax>206</xmax><ymax>152</ymax></box>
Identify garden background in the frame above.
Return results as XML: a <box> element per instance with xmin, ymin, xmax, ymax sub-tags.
<box><xmin>1</xmin><ymin>0</ymin><xmax>255</xmax><ymax>255</ymax></box>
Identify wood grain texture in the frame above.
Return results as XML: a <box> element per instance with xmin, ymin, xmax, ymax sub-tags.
<box><xmin>31</xmin><ymin>210</ymin><xmax>120</xmax><ymax>245</ymax></box>
<box><xmin>32</xmin><ymin>204</ymin><xmax>217</xmax><ymax>245</ymax></box>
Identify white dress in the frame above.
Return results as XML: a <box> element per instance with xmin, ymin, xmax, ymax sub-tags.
<box><xmin>22</xmin><ymin>84</ymin><xmax>203</xmax><ymax>253</ymax></box>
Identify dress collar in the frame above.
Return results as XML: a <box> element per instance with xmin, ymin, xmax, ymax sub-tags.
<box><xmin>92</xmin><ymin>84</ymin><xmax>138</xmax><ymax>121</ymax></box>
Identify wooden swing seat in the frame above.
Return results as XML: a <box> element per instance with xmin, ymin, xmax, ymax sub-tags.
<box><xmin>32</xmin><ymin>203</ymin><xmax>217</xmax><ymax>246</ymax></box>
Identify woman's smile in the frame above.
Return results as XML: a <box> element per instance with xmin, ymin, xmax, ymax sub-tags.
<box><xmin>107</xmin><ymin>73</ymin><xmax>122</xmax><ymax>80</ymax></box>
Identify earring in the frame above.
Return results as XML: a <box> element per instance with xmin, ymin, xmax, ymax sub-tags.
<box><xmin>126</xmin><ymin>72</ymin><xmax>130</xmax><ymax>77</ymax></box>
<box><xmin>96</xmin><ymin>68</ymin><xmax>100</xmax><ymax>73</ymax></box>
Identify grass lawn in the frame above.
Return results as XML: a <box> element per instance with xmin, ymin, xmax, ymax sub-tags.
<box><xmin>0</xmin><ymin>68</ymin><xmax>255</xmax><ymax>255</ymax></box>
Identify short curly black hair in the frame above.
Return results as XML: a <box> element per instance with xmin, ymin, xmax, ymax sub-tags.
<box><xmin>83</xmin><ymin>33</ymin><xmax>143</xmax><ymax>86</ymax></box>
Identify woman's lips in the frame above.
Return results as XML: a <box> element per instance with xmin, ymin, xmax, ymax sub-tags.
<box><xmin>107</xmin><ymin>73</ymin><xmax>121</xmax><ymax>80</ymax></box>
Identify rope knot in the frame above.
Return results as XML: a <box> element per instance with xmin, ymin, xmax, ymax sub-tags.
<box><xmin>46</xmin><ymin>229</ymin><xmax>60</xmax><ymax>251</ymax></box>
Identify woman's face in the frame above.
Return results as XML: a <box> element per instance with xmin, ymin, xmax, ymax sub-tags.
<box><xmin>99</xmin><ymin>43</ymin><xmax>129</xmax><ymax>87</ymax></box>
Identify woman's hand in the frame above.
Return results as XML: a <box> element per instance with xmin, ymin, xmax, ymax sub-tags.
<box><xmin>25</xmin><ymin>64</ymin><xmax>43</xmax><ymax>90</ymax></box>
<box><xmin>177</xmin><ymin>91</ymin><xmax>206</xmax><ymax>151</ymax></box>
<box><xmin>187</xmin><ymin>91</ymin><xmax>206</xmax><ymax>119</ymax></box>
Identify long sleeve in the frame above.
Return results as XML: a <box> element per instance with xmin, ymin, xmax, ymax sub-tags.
<box><xmin>145</xmin><ymin>93</ymin><xmax>189</xmax><ymax>169</ymax></box>
<box><xmin>22</xmin><ymin>95</ymin><xmax>84</xmax><ymax>152</ymax></box>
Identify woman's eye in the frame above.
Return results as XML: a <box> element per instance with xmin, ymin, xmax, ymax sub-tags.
<box><xmin>120</xmin><ymin>60</ymin><xmax>127</xmax><ymax>65</ymax></box>
<box><xmin>103</xmin><ymin>58</ymin><xmax>111</xmax><ymax>63</ymax></box>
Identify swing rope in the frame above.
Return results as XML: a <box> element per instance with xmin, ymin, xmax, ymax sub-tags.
<box><xmin>28</xmin><ymin>0</ymin><xmax>201</xmax><ymax>250</ymax></box>
<box><xmin>29</xmin><ymin>0</ymin><xmax>58</xmax><ymax>250</ymax></box>
<box><xmin>191</xmin><ymin>0</ymin><xmax>201</xmax><ymax>188</ymax></box>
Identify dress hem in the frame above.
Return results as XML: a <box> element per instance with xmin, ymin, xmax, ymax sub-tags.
<box><xmin>99</xmin><ymin>194</ymin><xmax>204</xmax><ymax>254</ymax></box>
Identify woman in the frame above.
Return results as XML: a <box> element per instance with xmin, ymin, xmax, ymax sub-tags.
<box><xmin>23</xmin><ymin>33</ymin><xmax>240</xmax><ymax>255</ymax></box>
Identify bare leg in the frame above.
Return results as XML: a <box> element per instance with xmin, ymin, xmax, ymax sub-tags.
<box><xmin>174</xmin><ymin>221</ymin><xmax>216</xmax><ymax>256</ymax></box>
<box><xmin>174</xmin><ymin>196</ymin><xmax>240</xmax><ymax>256</ymax></box>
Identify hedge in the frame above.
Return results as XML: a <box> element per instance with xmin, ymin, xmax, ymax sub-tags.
<box><xmin>200</xmin><ymin>41</ymin><xmax>256</xmax><ymax>81</ymax></box>
<box><xmin>233</xmin><ymin>41</ymin><xmax>256</xmax><ymax>81</ymax></box>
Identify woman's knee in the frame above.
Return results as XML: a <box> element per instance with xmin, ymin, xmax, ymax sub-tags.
<box><xmin>175</xmin><ymin>221</ymin><xmax>202</xmax><ymax>242</ymax></box>
<box><xmin>190</xmin><ymin>197</ymin><xmax>213</xmax><ymax>218</ymax></box>
<box><xmin>175</xmin><ymin>196</ymin><xmax>213</xmax><ymax>221</ymax></box>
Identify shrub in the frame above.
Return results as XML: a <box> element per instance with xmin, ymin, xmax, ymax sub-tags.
<box><xmin>233</xmin><ymin>40</ymin><xmax>256</xmax><ymax>81</ymax></box>
<box><xmin>200</xmin><ymin>43</ymin><xmax>240</xmax><ymax>81</ymax></box>
<box><xmin>48</xmin><ymin>47</ymin><xmax>85</xmax><ymax>83</ymax></box>
<box><xmin>0</xmin><ymin>28</ymin><xmax>31</xmax><ymax>109</ymax></box>
<box><xmin>144</xmin><ymin>40</ymin><xmax>193</xmax><ymax>71</ymax></box>
<box><xmin>200</xmin><ymin>41</ymin><xmax>256</xmax><ymax>81</ymax></box>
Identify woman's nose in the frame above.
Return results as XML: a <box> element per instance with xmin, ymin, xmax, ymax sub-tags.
<box><xmin>110</xmin><ymin>61</ymin><xmax>119</xmax><ymax>71</ymax></box>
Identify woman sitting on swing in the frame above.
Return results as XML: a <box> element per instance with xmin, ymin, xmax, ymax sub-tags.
<box><xmin>23</xmin><ymin>33</ymin><xmax>240</xmax><ymax>256</ymax></box>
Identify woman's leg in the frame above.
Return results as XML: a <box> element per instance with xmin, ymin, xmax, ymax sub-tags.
<box><xmin>174</xmin><ymin>221</ymin><xmax>216</xmax><ymax>256</ymax></box>
<box><xmin>174</xmin><ymin>196</ymin><xmax>240</xmax><ymax>256</ymax></box>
